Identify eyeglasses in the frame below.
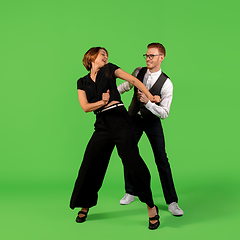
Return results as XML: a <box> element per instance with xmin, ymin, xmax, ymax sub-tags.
<box><xmin>143</xmin><ymin>54</ymin><xmax>162</xmax><ymax>60</ymax></box>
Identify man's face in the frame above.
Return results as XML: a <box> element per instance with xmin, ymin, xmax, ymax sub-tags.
<box><xmin>145</xmin><ymin>47</ymin><xmax>164</xmax><ymax>71</ymax></box>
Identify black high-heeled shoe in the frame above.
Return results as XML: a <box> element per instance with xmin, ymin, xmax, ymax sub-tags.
<box><xmin>76</xmin><ymin>209</ymin><xmax>89</xmax><ymax>223</ymax></box>
<box><xmin>148</xmin><ymin>205</ymin><xmax>160</xmax><ymax>230</ymax></box>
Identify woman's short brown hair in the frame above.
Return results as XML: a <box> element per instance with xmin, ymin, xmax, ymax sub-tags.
<box><xmin>82</xmin><ymin>47</ymin><xmax>108</xmax><ymax>71</ymax></box>
<box><xmin>147</xmin><ymin>43</ymin><xmax>166</xmax><ymax>56</ymax></box>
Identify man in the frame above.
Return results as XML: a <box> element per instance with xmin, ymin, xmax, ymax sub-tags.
<box><xmin>117</xmin><ymin>43</ymin><xmax>183</xmax><ymax>216</ymax></box>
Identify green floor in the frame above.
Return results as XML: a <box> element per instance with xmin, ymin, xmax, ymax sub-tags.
<box><xmin>1</xmin><ymin>167</ymin><xmax>239</xmax><ymax>240</ymax></box>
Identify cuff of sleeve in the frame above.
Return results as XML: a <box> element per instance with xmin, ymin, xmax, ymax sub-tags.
<box><xmin>145</xmin><ymin>100</ymin><xmax>154</xmax><ymax>109</ymax></box>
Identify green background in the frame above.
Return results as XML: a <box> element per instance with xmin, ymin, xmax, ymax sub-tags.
<box><xmin>1</xmin><ymin>0</ymin><xmax>239</xmax><ymax>239</ymax></box>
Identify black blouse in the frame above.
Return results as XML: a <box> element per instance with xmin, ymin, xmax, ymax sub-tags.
<box><xmin>77</xmin><ymin>63</ymin><xmax>123</xmax><ymax>114</ymax></box>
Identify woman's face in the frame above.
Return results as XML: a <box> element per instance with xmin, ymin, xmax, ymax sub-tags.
<box><xmin>93</xmin><ymin>49</ymin><xmax>108</xmax><ymax>68</ymax></box>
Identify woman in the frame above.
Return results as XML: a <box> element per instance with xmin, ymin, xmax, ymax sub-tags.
<box><xmin>70</xmin><ymin>47</ymin><xmax>160</xmax><ymax>230</ymax></box>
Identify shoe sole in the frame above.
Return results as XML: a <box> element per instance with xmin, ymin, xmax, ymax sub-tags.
<box><xmin>172</xmin><ymin>214</ymin><xmax>183</xmax><ymax>217</ymax></box>
<box><xmin>119</xmin><ymin>201</ymin><xmax>134</xmax><ymax>205</ymax></box>
<box><xmin>169</xmin><ymin>211</ymin><xmax>183</xmax><ymax>217</ymax></box>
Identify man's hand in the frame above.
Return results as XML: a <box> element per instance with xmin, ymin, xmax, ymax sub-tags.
<box><xmin>102</xmin><ymin>90</ymin><xmax>110</xmax><ymax>105</ymax></box>
<box><xmin>137</xmin><ymin>90</ymin><xmax>149</xmax><ymax>104</ymax></box>
<box><xmin>137</xmin><ymin>90</ymin><xmax>161</xmax><ymax>104</ymax></box>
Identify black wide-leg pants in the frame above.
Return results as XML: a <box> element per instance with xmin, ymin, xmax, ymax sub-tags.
<box><xmin>123</xmin><ymin>114</ymin><xmax>178</xmax><ymax>204</ymax></box>
<box><xmin>70</xmin><ymin>106</ymin><xmax>154</xmax><ymax>209</ymax></box>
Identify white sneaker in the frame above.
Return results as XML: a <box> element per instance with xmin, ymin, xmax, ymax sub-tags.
<box><xmin>168</xmin><ymin>202</ymin><xmax>184</xmax><ymax>216</ymax></box>
<box><xmin>119</xmin><ymin>193</ymin><xmax>135</xmax><ymax>205</ymax></box>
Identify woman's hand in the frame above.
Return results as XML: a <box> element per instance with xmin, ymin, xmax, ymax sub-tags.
<box><xmin>78</xmin><ymin>89</ymin><xmax>110</xmax><ymax>113</ymax></box>
<box><xmin>137</xmin><ymin>90</ymin><xmax>161</xmax><ymax>104</ymax></box>
<box><xmin>152</xmin><ymin>95</ymin><xmax>161</xmax><ymax>103</ymax></box>
<box><xmin>102</xmin><ymin>90</ymin><xmax>110</xmax><ymax>105</ymax></box>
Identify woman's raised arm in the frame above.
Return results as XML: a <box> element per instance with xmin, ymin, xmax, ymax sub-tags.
<box><xmin>115</xmin><ymin>68</ymin><xmax>157</xmax><ymax>102</ymax></box>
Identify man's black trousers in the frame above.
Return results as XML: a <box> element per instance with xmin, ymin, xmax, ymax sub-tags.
<box><xmin>123</xmin><ymin>114</ymin><xmax>178</xmax><ymax>204</ymax></box>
